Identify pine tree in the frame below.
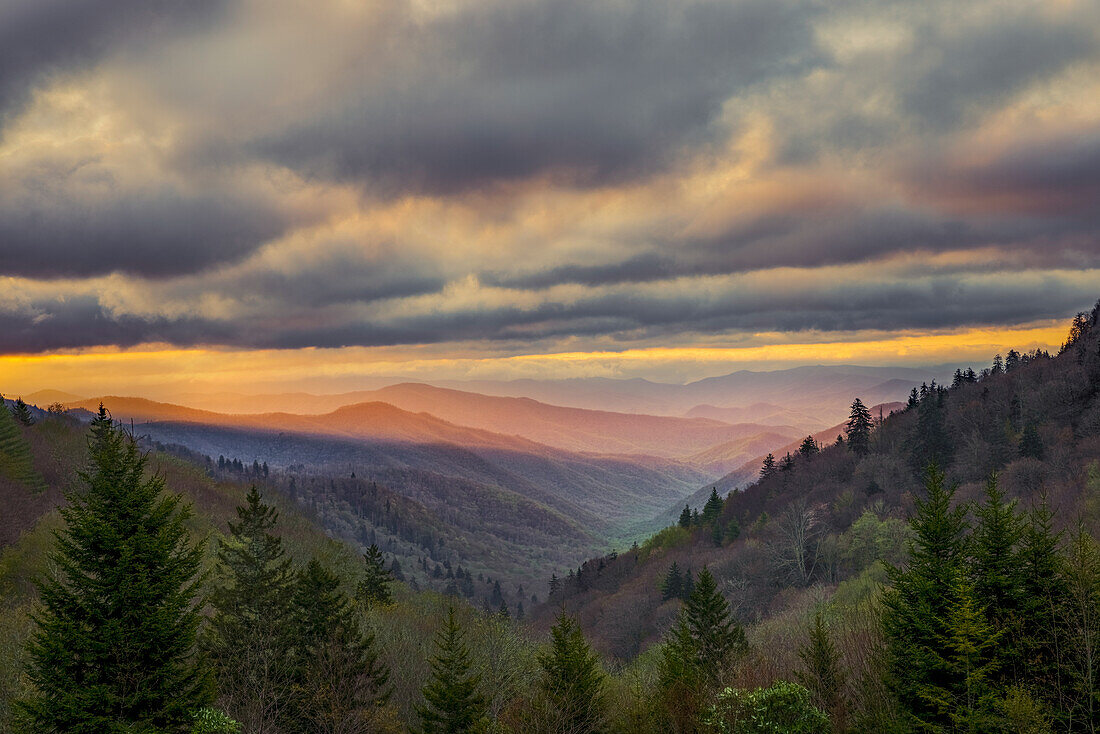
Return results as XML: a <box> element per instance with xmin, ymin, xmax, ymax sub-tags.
<box><xmin>9</xmin><ymin>397</ymin><xmax>33</xmax><ymax>426</ymax></box>
<box><xmin>780</xmin><ymin>452</ymin><xmax>795</xmax><ymax>473</ymax></box>
<box><xmin>17</xmin><ymin>409</ymin><xmax>212</xmax><ymax>732</ymax></box>
<box><xmin>416</xmin><ymin>606</ymin><xmax>489</xmax><ymax>734</ymax></box>
<box><xmin>970</xmin><ymin>475</ymin><xmax>1026</xmax><ymax>684</ymax></box>
<box><xmin>661</xmin><ymin>563</ymin><xmax>683</xmax><ymax>601</ymax></box>
<box><xmin>797</xmin><ymin>607</ymin><xmax>845</xmax><ymax>719</ymax></box>
<box><xmin>701</xmin><ymin>488</ymin><xmax>723</xmax><ymax>526</ymax></box>
<box><xmin>760</xmin><ymin>453</ymin><xmax>777</xmax><ymax>480</ymax></box>
<box><xmin>357</xmin><ymin>544</ymin><xmax>394</xmax><ymax>608</ymax></box>
<box><xmin>289</xmin><ymin>559</ymin><xmax>391</xmax><ymax>732</ymax></box>
<box><xmin>798</xmin><ymin>435</ymin><xmax>819</xmax><ymax>458</ymax></box>
<box><xmin>534</xmin><ymin>610</ymin><xmax>606</xmax><ymax>734</ymax></box>
<box><xmin>933</xmin><ymin>573</ymin><xmax>1003</xmax><ymax>732</ymax></box>
<box><xmin>881</xmin><ymin>465</ymin><xmax>970</xmax><ymax>730</ymax></box>
<box><xmin>678</xmin><ymin>504</ymin><xmax>692</xmax><ymax>528</ymax></box>
<box><xmin>1019</xmin><ymin>423</ymin><xmax>1044</xmax><ymax>460</ymax></box>
<box><xmin>683</xmin><ymin>567</ymin><xmax>746</xmax><ymax>686</ymax></box>
<box><xmin>205</xmin><ymin>486</ymin><xmax>296</xmax><ymax>731</ymax></box>
<box><xmin>846</xmin><ymin>398</ymin><xmax>874</xmax><ymax>456</ymax></box>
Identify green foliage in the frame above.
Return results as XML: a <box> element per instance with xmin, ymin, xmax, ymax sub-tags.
<box><xmin>0</xmin><ymin>404</ymin><xmax>45</xmax><ymax>492</ymax></box>
<box><xmin>679</xmin><ymin>505</ymin><xmax>693</xmax><ymax>529</ymax></box>
<box><xmin>797</xmin><ymin>607</ymin><xmax>845</xmax><ymax>717</ymax></box>
<box><xmin>416</xmin><ymin>605</ymin><xmax>489</xmax><ymax>734</ymax></box>
<box><xmin>288</xmin><ymin>558</ymin><xmax>392</xmax><ymax>732</ymax></box>
<box><xmin>881</xmin><ymin>465</ymin><xmax>969</xmax><ymax>730</ymax></box>
<box><xmin>204</xmin><ymin>486</ymin><xmax>296</xmax><ymax>731</ymax></box>
<box><xmin>17</xmin><ymin>410</ymin><xmax>213</xmax><ymax>732</ymax></box>
<box><xmin>191</xmin><ymin>707</ymin><xmax>242</xmax><ymax>734</ymax></box>
<box><xmin>532</xmin><ymin>610</ymin><xmax>607</xmax><ymax>734</ymax></box>
<box><xmin>357</xmin><ymin>543</ymin><xmax>395</xmax><ymax>608</ymax></box>
<box><xmin>702</xmin><ymin>489</ymin><xmax>723</xmax><ymax>526</ymax></box>
<box><xmin>703</xmin><ymin>681</ymin><xmax>829</xmax><ymax>734</ymax></box>
<box><xmin>640</xmin><ymin>525</ymin><xmax>691</xmax><ymax>559</ymax></box>
<box><xmin>661</xmin><ymin>562</ymin><xmax>685</xmax><ymax>601</ymax></box>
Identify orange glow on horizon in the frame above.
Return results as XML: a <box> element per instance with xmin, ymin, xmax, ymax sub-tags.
<box><xmin>0</xmin><ymin>320</ymin><xmax>1070</xmax><ymax>400</ymax></box>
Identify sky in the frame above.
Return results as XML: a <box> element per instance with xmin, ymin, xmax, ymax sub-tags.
<box><xmin>2</xmin><ymin>0</ymin><xmax>1099</xmax><ymax>395</ymax></box>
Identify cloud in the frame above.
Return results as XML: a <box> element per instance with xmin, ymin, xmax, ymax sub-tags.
<box><xmin>0</xmin><ymin>0</ymin><xmax>227</xmax><ymax>123</ymax></box>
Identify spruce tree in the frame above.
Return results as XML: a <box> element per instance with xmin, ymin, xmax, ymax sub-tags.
<box><xmin>970</xmin><ymin>475</ymin><xmax>1026</xmax><ymax>684</ymax></box>
<box><xmin>798</xmin><ymin>435</ymin><xmax>819</xmax><ymax>458</ymax></box>
<box><xmin>357</xmin><ymin>544</ymin><xmax>394</xmax><ymax>608</ymax></box>
<box><xmin>846</xmin><ymin>398</ymin><xmax>874</xmax><ymax>456</ymax></box>
<box><xmin>289</xmin><ymin>559</ymin><xmax>391</xmax><ymax>732</ymax></box>
<box><xmin>535</xmin><ymin>610</ymin><xmax>606</xmax><ymax>734</ymax></box>
<box><xmin>205</xmin><ymin>486</ymin><xmax>295</xmax><ymax>731</ymax></box>
<box><xmin>661</xmin><ymin>563</ymin><xmax>683</xmax><ymax>601</ymax></box>
<box><xmin>701</xmin><ymin>488</ymin><xmax>723</xmax><ymax>526</ymax></box>
<box><xmin>1019</xmin><ymin>424</ymin><xmax>1044</xmax><ymax>460</ymax></box>
<box><xmin>683</xmin><ymin>567</ymin><xmax>746</xmax><ymax>686</ymax></box>
<box><xmin>17</xmin><ymin>408</ymin><xmax>212</xmax><ymax>732</ymax></box>
<box><xmin>9</xmin><ymin>397</ymin><xmax>33</xmax><ymax>426</ymax></box>
<box><xmin>797</xmin><ymin>607</ymin><xmax>845</xmax><ymax>717</ymax></box>
<box><xmin>416</xmin><ymin>605</ymin><xmax>489</xmax><ymax>734</ymax></box>
<box><xmin>881</xmin><ymin>465</ymin><xmax>970</xmax><ymax>730</ymax></box>
<box><xmin>760</xmin><ymin>453</ymin><xmax>777</xmax><ymax>480</ymax></box>
<box><xmin>678</xmin><ymin>504</ymin><xmax>692</xmax><ymax>528</ymax></box>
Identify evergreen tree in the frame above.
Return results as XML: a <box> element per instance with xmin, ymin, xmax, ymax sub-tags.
<box><xmin>549</xmin><ymin>574</ymin><xmax>562</xmax><ymax>599</ymax></box>
<box><xmin>910</xmin><ymin>383</ymin><xmax>952</xmax><ymax>473</ymax></box>
<box><xmin>881</xmin><ymin>465</ymin><xmax>970</xmax><ymax>730</ymax></box>
<box><xmin>929</xmin><ymin>573</ymin><xmax>1003</xmax><ymax>731</ymax></box>
<box><xmin>357</xmin><ymin>544</ymin><xmax>394</xmax><ymax>608</ymax></box>
<box><xmin>1061</xmin><ymin>529</ymin><xmax>1100</xmax><ymax>732</ymax></box>
<box><xmin>797</xmin><ymin>607</ymin><xmax>845</xmax><ymax>718</ymax></box>
<box><xmin>682</xmin><ymin>567</ymin><xmax>747</xmax><ymax>686</ymax></box>
<box><xmin>678</xmin><ymin>504</ymin><xmax>692</xmax><ymax>528</ymax></box>
<box><xmin>970</xmin><ymin>475</ymin><xmax>1026</xmax><ymax>684</ymax></box>
<box><xmin>205</xmin><ymin>486</ymin><xmax>296</xmax><ymax>731</ymax></box>
<box><xmin>534</xmin><ymin>610</ymin><xmax>606</xmax><ymax>734</ymax></box>
<box><xmin>846</xmin><ymin>398</ymin><xmax>874</xmax><ymax>456</ymax></box>
<box><xmin>416</xmin><ymin>606</ymin><xmax>489</xmax><ymax>734</ymax></box>
<box><xmin>17</xmin><ymin>409</ymin><xmax>212</xmax><ymax>732</ymax></box>
<box><xmin>681</xmin><ymin>568</ymin><xmax>695</xmax><ymax>600</ymax></box>
<box><xmin>712</xmin><ymin>521</ymin><xmax>724</xmax><ymax>548</ymax></box>
<box><xmin>1019</xmin><ymin>423</ymin><xmax>1044</xmax><ymax>460</ymax></box>
<box><xmin>662</xmin><ymin>563</ymin><xmax>683</xmax><ymax>601</ymax></box>
<box><xmin>798</xmin><ymin>435</ymin><xmax>819</xmax><ymax>458</ymax></box>
<box><xmin>289</xmin><ymin>559</ymin><xmax>391</xmax><ymax>732</ymax></box>
<box><xmin>780</xmin><ymin>452</ymin><xmax>795</xmax><ymax>473</ymax></box>
<box><xmin>760</xmin><ymin>453</ymin><xmax>777</xmax><ymax>480</ymax></box>
<box><xmin>9</xmin><ymin>397</ymin><xmax>33</xmax><ymax>426</ymax></box>
<box><xmin>701</xmin><ymin>488</ymin><xmax>723</xmax><ymax>526</ymax></box>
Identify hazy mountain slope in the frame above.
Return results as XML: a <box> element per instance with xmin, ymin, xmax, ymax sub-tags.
<box><xmin>684</xmin><ymin>402</ymin><xmax>825</xmax><ymax>431</ymax></box>
<box><xmin>531</xmin><ymin>307</ymin><xmax>1100</xmax><ymax>661</ymax></box>
<box><xmin>438</xmin><ymin>364</ymin><xmax>945</xmax><ymax>422</ymax></box>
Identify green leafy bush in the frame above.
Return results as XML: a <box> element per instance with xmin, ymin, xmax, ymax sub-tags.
<box><xmin>191</xmin><ymin>708</ymin><xmax>242</xmax><ymax>734</ymax></box>
<box><xmin>703</xmin><ymin>681</ymin><xmax>829</xmax><ymax>734</ymax></box>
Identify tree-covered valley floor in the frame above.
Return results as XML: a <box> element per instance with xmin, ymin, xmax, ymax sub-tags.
<box><xmin>1</xmin><ymin>302</ymin><xmax>1099</xmax><ymax>732</ymax></box>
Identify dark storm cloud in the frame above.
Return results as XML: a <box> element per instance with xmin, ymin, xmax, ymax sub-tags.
<box><xmin>0</xmin><ymin>0</ymin><xmax>227</xmax><ymax>124</ymax></box>
<box><xmin>252</xmin><ymin>0</ymin><xmax>820</xmax><ymax>194</ymax></box>
<box><xmin>7</xmin><ymin>270</ymin><xmax>1094</xmax><ymax>354</ymax></box>
<box><xmin>0</xmin><ymin>296</ymin><xmax>234</xmax><ymax>353</ymax></box>
<box><xmin>0</xmin><ymin>181</ymin><xmax>300</xmax><ymax>279</ymax></box>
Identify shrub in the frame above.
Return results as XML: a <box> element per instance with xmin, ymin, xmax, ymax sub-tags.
<box><xmin>703</xmin><ymin>680</ymin><xmax>829</xmax><ymax>734</ymax></box>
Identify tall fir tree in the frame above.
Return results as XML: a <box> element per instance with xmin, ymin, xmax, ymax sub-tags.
<box><xmin>205</xmin><ymin>485</ymin><xmax>296</xmax><ymax>731</ymax></box>
<box><xmin>797</xmin><ymin>607</ymin><xmax>845</xmax><ymax>719</ymax></box>
<box><xmin>534</xmin><ymin>609</ymin><xmax>606</xmax><ymax>734</ymax></box>
<box><xmin>701</xmin><ymin>488</ymin><xmax>723</xmax><ymax>526</ymax></box>
<box><xmin>881</xmin><ymin>465</ymin><xmax>970</xmax><ymax>731</ymax></box>
<box><xmin>17</xmin><ymin>408</ymin><xmax>212</xmax><ymax>732</ymax></box>
<box><xmin>289</xmin><ymin>559</ymin><xmax>392</xmax><ymax>733</ymax></box>
<box><xmin>9</xmin><ymin>397</ymin><xmax>33</xmax><ymax>426</ymax></box>
<box><xmin>846</xmin><ymin>398</ymin><xmax>874</xmax><ymax>456</ymax></box>
<box><xmin>357</xmin><ymin>544</ymin><xmax>394</xmax><ymax>608</ymax></box>
<box><xmin>760</xmin><ymin>453</ymin><xmax>777</xmax><ymax>480</ymax></box>
<box><xmin>682</xmin><ymin>567</ymin><xmax>747</xmax><ymax>686</ymax></box>
<box><xmin>661</xmin><ymin>562</ymin><xmax>684</xmax><ymax>601</ymax></box>
<box><xmin>678</xmin><ymin>504</ymin><xmax>693</xmax><ymax>528</ymax></box>
<box><xmin>1019</xmin><ymin>423</ymin><xmax>1044</xmax><ymax>460</ymax></box>
<box><xmin>909</xmin><ymin>383</ymin><xmax>952</xmax><ymax>473</ymax></box>
<box><xmin>416</xmin><ymin>606</ymin><xmax>489</xmax><ymax>734</ymax></box>
<box><xmin>798</xmin><ymin>435</ymin><xmax>820</xmax><ymax>458</ymax></box>
<box><xmin>970</xmin><ymin>475</ymin><xmax>1026</xmax><ymax>685</ymax></box>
